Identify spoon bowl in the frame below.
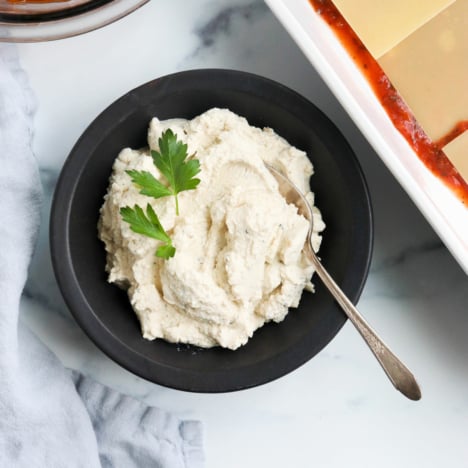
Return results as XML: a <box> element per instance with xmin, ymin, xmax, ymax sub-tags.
<box><xmin>267</xmin><ymin>164</ymin><xmax>422</xmax><ymax>401</ymax></box>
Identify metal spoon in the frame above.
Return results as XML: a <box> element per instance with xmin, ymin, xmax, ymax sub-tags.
<box><xmin>267</xmin><ymin>164</ymin><xmax>421</xmax><ymax>401</ymax></box>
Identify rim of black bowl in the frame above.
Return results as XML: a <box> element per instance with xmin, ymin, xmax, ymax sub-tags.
<box><xmin>50</xmin><ymin>69</ymin><xmax>373</xmax><ymax>392</ymax></box>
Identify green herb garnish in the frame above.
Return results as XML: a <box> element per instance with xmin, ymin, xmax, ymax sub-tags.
<box><xmin>120</xmin><ymin>129</ymin><xmax>200</xmax><ymax>259</ymax></box>
<box><xmin>120</xmin><ymin>204</ymin><xmax>175</xmax><ymax>259</ymax></box>
<box><xmin>127</xmin><ymin>129</ymin><xmax>200</xmax><ymax>215</ymax></box>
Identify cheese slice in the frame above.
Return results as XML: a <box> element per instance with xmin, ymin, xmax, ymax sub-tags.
<box><xmin>378</xmin><ymin>0</ymin><xmax>468</xmax><ymax>142</ymax></box>
<box><xmin>444</xmin><ymin>131</ymin><xmax>468</xmax><ymax>183</ymax></box>
<box><xmin>332</xmin><ymin>0</ymin><xmax>455</xmax><ymax>58</ymax></box>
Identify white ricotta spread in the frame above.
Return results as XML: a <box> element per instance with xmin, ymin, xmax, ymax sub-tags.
<box><xmin>98</xmin><ymin>108</ymin><xmax>325</xmax><ymax>350</ymax></box>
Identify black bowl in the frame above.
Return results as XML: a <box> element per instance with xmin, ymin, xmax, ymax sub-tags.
<box><xmin>50</xmin><ymin>69</ymin><xmax>373</xmax><ymax>392</ymax></box>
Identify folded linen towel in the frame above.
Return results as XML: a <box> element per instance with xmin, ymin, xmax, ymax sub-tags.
<box><xmin>0</xmin><ymin>44</ymin><xmax>204</xmax><ymax>468</ymax></box>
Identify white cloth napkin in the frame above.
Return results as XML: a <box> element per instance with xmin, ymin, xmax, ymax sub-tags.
<box><xmin>0</xmin><ymin>44</ymin><xmax>204</xmax><ymax>468</ymax></box>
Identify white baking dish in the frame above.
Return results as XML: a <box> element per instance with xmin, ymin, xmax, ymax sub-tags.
<box><xmin>266</xmin><ymin>0</ymin><xmax>468</xmax><ymax>274</ymax></box>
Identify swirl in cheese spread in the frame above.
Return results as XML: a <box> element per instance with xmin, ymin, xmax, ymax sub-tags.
<box><xmin>98</xmin><ymin>109</ymin><xmax>324</xmax><ymax>350</ymax></box>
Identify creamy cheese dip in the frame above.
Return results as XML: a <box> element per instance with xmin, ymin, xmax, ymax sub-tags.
<box><xmin>98</xmin><ymin>108</ymin><xmax>324</xmax><ymax>350</ymax></box>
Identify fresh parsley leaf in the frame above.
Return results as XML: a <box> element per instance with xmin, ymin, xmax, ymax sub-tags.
<box><xmin>120</xmin><ymin>129</ymin><xmax>201</xmax><ymax>260</ymax></box>
<box><xmin>125</xmin><ymin>170</ymin><xmax>172</xmax><ymax>199</ymax></box>
<box><xmin>155</xmin><ymin>244</ymin><xmax>176</xmax><ymax>259</ymax></box>
<box><xmin>120</xmin><ymin>204</ymin><xmax>175</xmax><ymax>259</ymax></box>
<box><xmin>151</xmin><ymin>129</ymin><xmax>201</xmax><ymax>215</ymax></box>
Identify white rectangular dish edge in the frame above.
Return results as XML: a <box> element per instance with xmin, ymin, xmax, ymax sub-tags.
<box><xmin>265</xmin><ymin>0</ymin><xmax>468</xmax><ymax>275</ymax></box>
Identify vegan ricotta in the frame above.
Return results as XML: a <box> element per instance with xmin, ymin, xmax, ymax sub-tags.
<box><xmin>98</xmin><ymin>108</ymin><xmax>324</xmax><ymax>350</ymax></box>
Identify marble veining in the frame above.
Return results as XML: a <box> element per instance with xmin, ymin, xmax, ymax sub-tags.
<box><xmin>371</xmin><ymin>239</ymin><xmax>445</xmax><ymax>271</ymax></box>
<box><xmin>194</xmin><ymin>1</ymin><xmax>268</xmax><ymax>49</ymax></box>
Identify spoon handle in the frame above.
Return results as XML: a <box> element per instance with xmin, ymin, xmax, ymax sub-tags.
<box><xmin>309</xmin><ymin>251</ymin><xmax>421</xmax><ymax>401</ymax></box>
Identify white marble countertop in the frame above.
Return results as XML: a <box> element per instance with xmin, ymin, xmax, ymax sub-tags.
<box><xmin>16</xmin><ymin>1</ymin><xmax>468</xmax><ymax>467</ymax></box>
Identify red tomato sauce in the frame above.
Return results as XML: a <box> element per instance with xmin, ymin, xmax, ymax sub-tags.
<box><xmin>309</xmin><ymin>0</ymin><xmax>468</xmax><ymax>205</ymax></box>
<box><xmin>435</xmin><ymin>121</ymin><xmax>468</xmax><ymax>148</ymax></box>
